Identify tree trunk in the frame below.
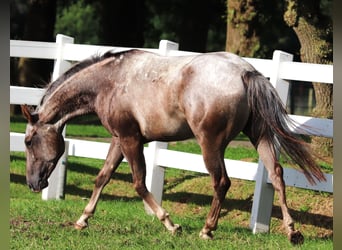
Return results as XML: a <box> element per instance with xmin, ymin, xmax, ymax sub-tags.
<box><xmin>226</xmin><ymin>0</ymin><xmax>301</xmax><ymax>59</ymax></box>
<box><xmin>226</xmin><ymin>0</ymin><xmax>260</xmax><ymax>57</ymax></box>
<box><xmin>284</xmin><ymin>0</ymin><xmax>333</xmax><ymax>158</ymax></box>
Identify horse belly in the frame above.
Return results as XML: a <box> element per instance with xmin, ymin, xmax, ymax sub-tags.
<box><xmin>139</xmin><ymin>113</ymin><xmax>194</xmax><ymax>141</ymax></box>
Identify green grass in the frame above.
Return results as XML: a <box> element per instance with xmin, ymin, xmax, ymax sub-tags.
<box><xmin>10</xmin><ymin>117</ymin><xmax>333</xmax><ymax>249</ymax></box>
<box><xmin>10</xmin><ymin>152</ymin><xmax>333</xmax><ymax>249</ymax></box>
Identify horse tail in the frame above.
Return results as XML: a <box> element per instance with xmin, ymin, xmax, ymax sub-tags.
<box><xmin>242</xmin><ymin>70</ymin><xmax>326</xmax><ymax>185</ymax></box>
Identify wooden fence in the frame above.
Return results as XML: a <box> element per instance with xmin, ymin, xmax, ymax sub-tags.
<box><xmin>10</xmin><ymin>34</ymin><xmax>333</xmax><ymax>234</ymax></box>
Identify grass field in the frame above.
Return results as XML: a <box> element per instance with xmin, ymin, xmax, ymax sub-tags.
<box><xmin>10</xmin><ymin>116</ymin><xmax>333</xmax><ymax>249</ymax></box>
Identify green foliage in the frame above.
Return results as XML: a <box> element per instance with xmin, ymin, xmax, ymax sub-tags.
<box><xmin>55</xmin><ymin>0</ymin><xmax>100</xmax><ymax>44</ymax></box>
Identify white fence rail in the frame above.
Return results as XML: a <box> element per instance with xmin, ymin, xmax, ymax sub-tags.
<box><xmin>10</xmin><ymin>34</ymin><xmax>333</xmax><ymax>234</ymax></box>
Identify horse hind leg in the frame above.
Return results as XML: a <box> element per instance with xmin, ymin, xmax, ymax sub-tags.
<box><xmin>75</xmin><ymin>137</ymin><xmax>123</xmax><ymax>230</ymax></box>
<box><xmin>253</xmin><ymin>138</ymin><xmax>304</xmax><ymax>245</ymax></box>
<box><xmin>119</xmin><ymin>137</ymin><xmax>181</xmax><ymax>235</ymax></box>
<box><xmin>197</xmin><ymin>138</ymin><xmax>231</xmax><ymax>239</ymax></box>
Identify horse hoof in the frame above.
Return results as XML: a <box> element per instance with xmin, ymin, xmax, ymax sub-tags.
<box><xmin>288</xmin><ymin>230</ymin><xmax>304</xmax><ymax>245</ymax></box>
<box><xmin>171</xmin><ymin>224</ymin><xmax>182</xmax><ymax>235</ymax></box>
<box><xmin>199</xmin><ymin>230</ymin><xmax>214</xmax><ymax>240</ymax></box>
<box><xmin>74</xmin><ymin>221</ymin><xmax>88</xmax><ymax>230</ymax></box>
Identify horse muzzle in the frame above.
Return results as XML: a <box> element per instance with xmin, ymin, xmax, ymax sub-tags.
<box><xmin>27</xmin><ymin>179</ymin><xmax>48</xmax><ymax>192</ymax></box>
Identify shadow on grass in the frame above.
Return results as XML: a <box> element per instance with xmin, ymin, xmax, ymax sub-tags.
<box><xmin>10</xmin><ymin>173</ymin><xmax>26</xmax><ymax>184</ymax></box>
<box><xmin>67</xmin><ymin>161</ymin><xmax>134</xmax><ymax>183</ymax></box>
<box><xmin>9</xmin><ymin>172</ymin><xmax>138</xmax><ymax>205</ymax></box>
<box><xmin>164</xmin><ymin>191</ymin><xmax>332</xmax><ymax>238</ymax></box>
<box><xmin>65</xmin><ymin>184</ymin><xmax>141</xmax><ymax>202</ymax></box>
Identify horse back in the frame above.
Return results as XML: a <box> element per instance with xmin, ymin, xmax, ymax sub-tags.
<box><xmin>98</xmin><ymin>51</ymin><xmax>253</xmax><ymax>141</ymax></box>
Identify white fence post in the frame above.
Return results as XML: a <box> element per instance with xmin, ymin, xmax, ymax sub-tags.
<box><xmin>143</xmin><ymin>40</ymin><xmax>179</xmax><ymax>214</ymax></box>
<box><xmin>158</xmin><ymin>40</ymin><xmax>179</xmax><ymax>55</ymax></box>
<box><xmin>249</xmin><ymin>50</ymin><xmax>294</xmax><ymax>233</ymax></box>
<box><xmin>42</xmin><ymin>34</ymin><xmax>74</xmax><ymax>200</ymax></box>
<box><xmin>144</xmin><ymin>141</ymin><xmax>168</xmax><ymax>214</ymax></box>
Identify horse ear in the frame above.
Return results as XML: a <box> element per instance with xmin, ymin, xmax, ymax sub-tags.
<box><xmin>21</xmin><ymin>105</ymin><xmax>38</xmax><ymax>124</ymax></box>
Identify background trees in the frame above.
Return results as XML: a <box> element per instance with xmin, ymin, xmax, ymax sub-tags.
<box><xmin>226</xmin><ymin>0</ymin><xmax>300</xmax><ymax>59</ymax></box>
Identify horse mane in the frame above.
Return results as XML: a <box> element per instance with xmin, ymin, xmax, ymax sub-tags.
<box><xmin>39</xmin><ymin>49</ymin><xmax>135</xmax><ymax>106</ymax></box>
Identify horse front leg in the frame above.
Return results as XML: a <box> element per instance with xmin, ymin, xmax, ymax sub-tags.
<box><xmin>256</xmin><ymin>139</ymin><xmax>304</xmax><ymax>245</ymax></box>
<box><xmin>75</xmin><ymin>137</ymin><xmax>123</xmax><ymax>230</ymax></box>
<box><xmin>120</xmin><ymin>137</ymin><xmax>181</xmax><ymax>235</ymax></box>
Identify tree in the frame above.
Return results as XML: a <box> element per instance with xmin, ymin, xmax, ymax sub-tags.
<box><xmin>55</xmin><ymin>0</ymin><xmax>100</xmax><ymax>44</ymax></box>
<box><xmin>284</xmin><ymin>0</ymin><xmax>333</xmax><ymax>157</ymax></box>
<box><xmin>226</xmin><ymin>0</ymin><xmax>260</xmax><ymax>57</ymax></box>
<box><xmin>226</xmin><ymin>0</ymin><xmax>300</xmax><ymax>58</ymax></box>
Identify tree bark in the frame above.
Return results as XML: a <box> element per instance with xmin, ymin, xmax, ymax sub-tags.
<box><xmin>284</xmin><ymin>0</ymin><xmax>333</xmax><ymax>158</ymax></box>
<box><xmin>226</xmin><ymin>0</ymin><xmax>260</xmax><ymax>57</ymax></box>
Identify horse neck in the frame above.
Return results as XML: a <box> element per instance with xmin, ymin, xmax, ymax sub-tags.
<box><xmin>37</xmin><ymin>70</ymin><xmax>105</xmax><ymax>129</ymax></box>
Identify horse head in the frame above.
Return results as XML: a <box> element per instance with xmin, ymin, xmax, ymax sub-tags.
<box><xmin>21</xmin><ymin>105</ymin><xmax>65</xmax><ymax>192</ymax></box>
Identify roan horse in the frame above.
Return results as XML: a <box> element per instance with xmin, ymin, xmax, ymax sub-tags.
<box><xmin>21</xmin><ymin>49</ymin><xmax>326</xmax><ymax>245</ymax></box>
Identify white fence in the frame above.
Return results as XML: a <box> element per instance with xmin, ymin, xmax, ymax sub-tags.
<box><xmin>10</xmin><ymin>34</ymin><xmax>333</xmax><ymax>234</ymax></box>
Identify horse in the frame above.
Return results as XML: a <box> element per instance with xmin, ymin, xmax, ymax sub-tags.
<box><xmin>21</xmin><ymin>49</ymin><xmax>326</xmax><ymax>245</ymax></box>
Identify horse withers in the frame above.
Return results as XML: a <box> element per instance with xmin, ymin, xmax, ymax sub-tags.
<box><xmin>21</xmin><ymin>49</ymin><xmax>326</xmax><ymax>244</ymax></box>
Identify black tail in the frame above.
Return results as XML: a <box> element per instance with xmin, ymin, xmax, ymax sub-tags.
<box><xmin>242</xmin><ymin>70</ymin><xmax>326</xmax><ymax>185</ymax></box>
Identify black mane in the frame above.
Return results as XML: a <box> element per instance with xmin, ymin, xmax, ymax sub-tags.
<box><xmin>39</xmin><ymin>50</ymin><xmax>133</xmax><ymax>106</ymax></box>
